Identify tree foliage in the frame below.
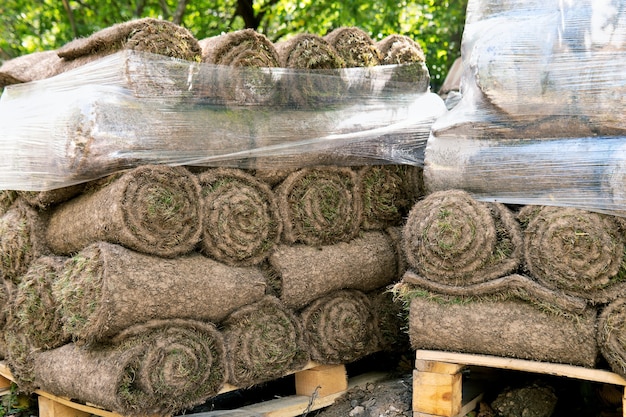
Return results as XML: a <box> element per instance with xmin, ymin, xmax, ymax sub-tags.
<box><xmin>0</xmin><ymin>0</ymin><xmax>466</xmax><ymax>88</ymax></box>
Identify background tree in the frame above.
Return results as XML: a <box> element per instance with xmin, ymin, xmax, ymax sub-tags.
<box><xmin>0</xmin><ymin>0</ymin><xmax>466</xmax><ymax>89</ymax></box>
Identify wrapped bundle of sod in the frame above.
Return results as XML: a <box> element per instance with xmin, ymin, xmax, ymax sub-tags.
<box><xmin>4</xmin><ymin>256</ymin><xmax>68</xmax><ymax>390</ymax></box>
<box><xmin>198</xmin><ymin>29</ymin><xmax>279</xmax><ymax>105</ymax></box>
<box><xmin>53</xmin><ymin>241</ymin><xmax>267</xmax><ymax>344</ymax></box>
<box><xmin>197</xmin><ymin>168</ymin><xmax>281</xmax><ymax>266</ymax></box>
<box><xmin>31</xmin><ymin>319</ymin><xmax>226</xmax><ymax>416</ymax></box>
<box><xmin>598</xmin><ymin>298</ymin><xmax>626</xmax><ymax>379</ymax></box>
<box><xmin>221</xmin><ymin>296</ymin><xmax>309</xmax><ymax>387</ymax></box>
<box><xmin>300</xmin><ymin>289</ymin><xmax>380</xmax><ymax>364</ymax></box>
<box><xmin>0</xmin><ymin>198</ymin><xmax>49</xmax><ymax>283</ymax></box>
<box><xmin>274</xmin><ymin>33</ymin><xmax>346</xmax><ymax>107</ymax></box>
<box><xmin>402</xmin><ymin>189</ymin><xmax>523</xmax><ymax>287</ymax></box>
<box><xmin>358</xmin><ymin>165</ymin><xmax>423</xmax><ymax>230</ymax></box>
<box><xmin>276</xmin><ymin>167</ymin><xmax>361</xmax><ymax>245</ymax></box>
<box><xmin>268</xmin><ymin>230</ymin><xmax>401</xmax><ymax>309</ymax></box>
<box><xmin>405</xmin><ymin>290</ymin><xmax>598</xmax><ymax>367</ymax></box>
<box><xmin>519</xmin><ymin>205</ymin><xmax>626</xmax><ymax>303</ymax></box>
<box><xmin>45</xmin><ymin>165</ymin><xmax>203</xmax><ymax>258</ymax></box>
<box><xmin>375</xmin><ymin>34</ymin><xmax>430</xmax><ymax>93</ymax></box>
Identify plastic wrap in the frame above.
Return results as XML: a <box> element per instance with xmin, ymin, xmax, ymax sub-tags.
<box><xmin>0</xmin><ymin>50</ymin><xmax>445</xmax><ymax>191</ymax></box>
<box><xmin>425</xmin><ymin>0</ymin><xmax>626</xmax><ymax>216</ymax></box>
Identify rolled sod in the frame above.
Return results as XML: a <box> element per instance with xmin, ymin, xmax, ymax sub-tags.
<box><xmin>358</xmin><ymin>164</ymin><xmax>423</xmax><ymax>230</ymax></box>
<box><xmin>0</xmin><ymin>279</ymin><xmax>15</xmax><ymax>361</ymax></box>
<box><xmin>53</xmin><ymin>241</ymin><xmax>267</xmax><ymax>344</ymax></box>
<box><xmin>598</xmin><ymin>298</ymin><xmax>626</xmax><ymax>379</ymax></box>
<box><xmin>323</xmin><ymin>27</ymin><xmax>381</xmax><ymax>67</ymax></box>
<box><xmin>200</xmin><ymin>28</ymin><xmax>279</xmax><ymax>67</ymax></box>
<box><xmin>402</xmin><ymin>189</ymin><xmax>523</xmax><ymax>285</ymax></box>
<box><xmin>198</xmin><ymin>29</ymin><xmax>280</xmax><ymax>106</ymax></box>
<box><xmin>0</xmin><ymin>50</ymin><xmax>63</xmax><ymax>87</ymax></box>
<box><xmin>300</xmin><ymin>289</ymin><xmax>380</xmax><ymax>364</ymax></box>
<box><xmin>0</xmin><ymin>190</ymin><xmax>18</xmax><ymax>216</ymax></box>
<box><xmin>274</xmin><ymin>32</ymin><xmax>346</xmax><ymax>107</ymax></box>
<box><xmin>269</xmin><ymin>230</ymin><xmax>401</xmax><ymax>309</ymax></box>
<box><xmin>519</xmin><ymin>205</ymin><xmax>626</xmax><ymax>303</ymax></box>
<box><xmin>197</xmin><ymin>168</ymin><xmax>281</xmax><ymax>266</ymax></box>
<box><xmin>408</xmin><ymin>293</ymin><xmax>598</xmax><ymax>367</ymax></box>
<box><xmin>32</xmin><ymin>319</ymin><xmax>226</xmax><ymax>416</ymax></box>
<box><xmin>57</xmin><ymin>17</ymin><xmax>201</xmax><ymax>62</ymax></box>
<box><xmin>4</xmin><ymin>256</ymin><xmax>69</xmax><ymax>390</ymax></box>
<box><xmin>221</xmin><ymin>296</ymin><xmax>309</xmax><ymax>388</ymax></box>
<box><xmin>45</xmin><ymin>165</ymin><xmax>203</xmax><ymax>258</ymax></box>
<box><xmin>375</xmin><ymin>34</ymin><xmax>431</xmax><ymax>93</ymax></box>
<box><xmin>276</xmin><ymin>166</ymin><xmax>362</xmax><ymax>246</ymax></box>
<box><xmin>0</xmin><ymin>198</ymin><xmax>49</xmax><ymax>283</ymax></box>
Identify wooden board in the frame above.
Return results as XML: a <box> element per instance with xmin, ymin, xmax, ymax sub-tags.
<box><xmin>415</xmin><ymin>350</ymin><xmax>626</xmax><ymax>386</ymax></box>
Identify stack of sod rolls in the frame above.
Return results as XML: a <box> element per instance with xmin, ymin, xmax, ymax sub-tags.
<box><xmin>395</xmin><ymin>189</ymin><xmax>626</xmax><ymax>378</ymax></box>
<box><xmin>0</xmin><ymin>20</ymin><xmax>434</xmax><ymax>416</ymax></box>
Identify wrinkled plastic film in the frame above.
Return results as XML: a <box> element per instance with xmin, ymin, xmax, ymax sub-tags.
<box><xmin>425</xmin><ymin>134</ymin><xmax>626</xmax><ymax>216</ymax></box>
<box><xmin>425</xmin><ymin>0</ymin><xmax>626</xmax><ymax>215</ymax></box>
<box><xmin>438</xmin><ymin>0</ymin><xmax>626</xmax><ymax>132</ymax></box>
<box><xmin>0</xmin><ymin>50</ymin><xmax>444</xmax><ymax>191</ymax></box>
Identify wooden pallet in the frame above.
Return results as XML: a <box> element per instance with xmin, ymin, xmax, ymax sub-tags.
<box><xmin>412</xmin><ymin>349</ymin><xmax>626</xmax><ymax>417</ymax></box>
<box><xmin>0</xmin><ymin>361</ymin><xmax>388</xmax><ymax>417</ymax></box>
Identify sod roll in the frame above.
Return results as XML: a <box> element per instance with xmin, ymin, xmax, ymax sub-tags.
<box><xmin>57</xmin><ymin>17</ymin><xmax>201</xmax><ymax>63</ymax></box>
<box><xmin>0</xmin><ymin>198</ymin><xmax>49</xmax><ymax>283</ymax></box>
<box><xmin>0</xmin><ymin>191</ymin><xmax>18</xmax><ymax>216</ymax></box>
<box><xmin>45</xmin><ymin>165</ymin><xmax>203</xmax><ymax>258</ymax></box>
<box><xmin>4</xmin><ymin>256</ymin><xmax>69</xmax><ymax>390</ymax></box>
<box><xmin>53</xmin><ymin>241</ymin><xmax>267</xmax><ymax>344</ymax></box>
<box><xmin>598</xmin><ymin>298</ymin><xmax>626</xmax><ymax>379</ymax></box>
<box><xmin>274</xmin><ymin>32</ymin><xmax>346</xmax><ymax>107</ymax></box>
<box><xmin>198</xmin><ymin>29</ymin><xmax>280</xmax><ymax>105</ymax></box>
<box><xmin>519</xmin><ymin>205</ymin><xmax>626</xmax><ymax>303</ymax></box>
<box><xmin>300</xmin><ymin>289</ymin><xmax>380</xmax><ymax>364</ymax></box>
<box><xmin>375</xmin><ymin>34</ymin><xmax>430</xmax><ymax>93</ymax></box>
<box><xmin>276</xmin><ymin>166</ymin><xmax>361</xmax><ymax>245</ymax></box>
<box><xmin>408</xmin><ymin>294</ymin><xmax>598</xmax><ymax>367</ymax></box>
<box><xmin>358</xmin><ymin>165</ymin><xmax>423</xmax><ymax>230</ymax></box>
<box><xmin>402</xmin><ymin>189</ymin><xmax>523</xmax><ymax>285</ymax></box>
<box><xmin>323</xmin><ymin>27</ymin><xmax>381</xmax><ymax>67</ymax></box>
<box><xmin>32</xmin><ymin>319</ymin><xmax>226</xmax><ymax>416</ymax></box>
<box><xmin>269</xmin><ymin>230</ymin><xmax>401</xmax><ymax>309</ymax></box>
<box><xmin>197</xmin><ymin>168</ymin><xmax>281</xmax><ymax>266</ymax></box>
<box><xmin>222</xmin><ymin>296</ymin><xmax>309</xmax><ymax>388</ymax></box>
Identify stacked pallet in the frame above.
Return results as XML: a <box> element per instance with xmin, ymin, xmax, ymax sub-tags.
<box><xmin>0</xmin><ymin>19</ymin><xmax>437</xmax><ymax>417</ymax></box>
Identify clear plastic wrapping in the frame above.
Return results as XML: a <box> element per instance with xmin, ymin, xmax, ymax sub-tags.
<box><xmin>0</xmin><ymin>50</ymin><xmax>445</xmax><ymax>191</ymax></box>
<box><xmin>425</xmin><ymin>0</ymin><xmax>626</xmax><ymax>216</ymax></box>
